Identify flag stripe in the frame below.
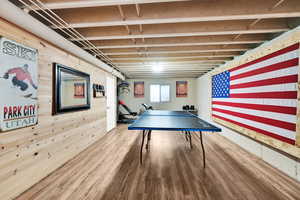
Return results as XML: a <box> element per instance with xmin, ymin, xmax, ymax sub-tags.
<box><xmin>212</xmin><ymin>101</ymin><xmax>296</xmax><ymax>115</ymax></box>
<box><xmin>212</xmin><ymin>107</ymin><xmax>296</xmax><ymax>131</ymax></box>
<box><xmin>212</xmin><ymin>111</ymin><xmax>295</xmax><ymax>140</ymax></box>
<box><xmin>212</xmin><ymin>98</ymin><xmax>297</xmax><ymax>107</ymax></box>
<box><xmin>230</xmin><ymin>49</ymin><xmax>299</xmax><ymax>76</ymax></box>
<box><xmin>230</xmin><ymin>91</ymin><xmax>297</xmax><ymax>99</ymax></box>
<box><xmin>230</xmin><ymin>58</ymin><xmax>298</xmax><ymax>81</ymax></box>
<box><xmin>230</xmin><ymin>83</ymin><xmax>296</xmax><ymax>94</ymax></box>
<box><xmin>230</xmin><ymin>66</ymin><xmax>298</xmax><ymax>85</ymax></box>
<box><xmin>230</xmin><ymin>75</ymin><xmax>298</xmax><ymax>89</ymax></box>
<box><xmin>229</xmin><ymin>43</ymin><xmax>299</xmax><ymax>73</ymax></box>
<box><xmin>212</xmin><ymin>104</ymin><xmax>296</xmax><ymax>123</ymax></box>
<box><xmin>212</xmin><ymin>114</ymin><xmax>295</xmax><ymax>145</ymax></box>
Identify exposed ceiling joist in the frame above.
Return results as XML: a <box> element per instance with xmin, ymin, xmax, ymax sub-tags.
<box><xmin>85</xmin><ymin>40</ymin><xmax>264</xmax><ymax>49</ymax></box>
<box><xmin>115</xmin><ymin>60</ymin><xmax>226</xmax><ymax>65</ymax></box>
<box><xmin>102</xmin><ymin>49</ymin><xmax>249</xmax><ymax>56</ymax></box>
<box><xmin>14</xmin><ymin>0</ymin><xmax>299</xmax><ymax>79</ymax></box>
<box><xmin>124</xmin><ymin>69</ymin><xmax>210</xmax><ymax>72</ymax></box>
<box><xmin>119</xmin><ymin>68</ymin><xmax>222</xmax><ymax>72</ymax></box>
<box><xmin>109</xmin><ymin>55</ymin><xmax>236</xmax><ymax>61</ymax></box>
<box><xmin>90</xmin><ymin>34</ymin><xmax>269</xmax><ymax>45</ymax></box>
<box><xmin>72</xmin><ymin>28</ymin><xmax>287</xmax><ymax>40</ymax></box>
<box><xmin>127</xmin><ymin>74</ymin><xmax>202</xmax><ymax>78</ymax></box>
<box><xmin>31</xmin><ymin>0</ymin><xmax>190</xmax><ymax>10</ymax></box>
<box><xmin>71</xmin><ymin>19</ymin><xmax>288</xmax><ymax>40</ymax></box>
<box><xmin>51</xmin><ymin>0</ymin><xmax>300</xmax><ymax>28</ymax></box>
<box><xmin>72</xmin><ymin>19</ymin><xmax>287</xmax><ymax>41</ymax></box>
<box><xmin>120</xmin><ymin>66</ymin><xmax>215</xmax><ymax>70</ymax></box>
<box><xmin>126</xmin><ymin>73</ymin><xmax>208</xmax><ymax>78</ymax></box>
<box><xmin>118</xmin><ymin>63</ymin><xmax>218</xmax><ymax>67</ymax></box>
<box><xmin>127</xmin><ymin>72</ymin><xmax>209</xmax><ymax>75</ymax></box>
<box><xmin>104</xmin><ymin>45</ymin><xmax>250</xmax><ymax>55</ymax></box>
<box><xmin>114</xmin><ymin>57</ymin><xmax>230</xmax><ymax>62</ymax></box>
<box><xmin>108</xmin><ymin>51</ymin><xmax>241</xmax><ymax>58</ymax></box>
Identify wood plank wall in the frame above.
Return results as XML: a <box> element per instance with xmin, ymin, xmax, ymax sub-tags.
<box><xmin>0</xmin><ymin>18</ymin><xmax>109</xmax><ymax>200</ymax></box>
<box><xmin>210</xmin><ymin>28</ymin><xmax>300</xmax><ymax>159</ymax></box>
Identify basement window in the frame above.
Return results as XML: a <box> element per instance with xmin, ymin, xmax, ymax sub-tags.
<box><xmin>150</xmin><ymin>84</ymin><xmax>170</xmax><ymax>103</ymax></box>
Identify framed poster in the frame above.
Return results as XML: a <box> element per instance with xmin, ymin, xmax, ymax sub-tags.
<box><xmin>0</xmin><ymin>37</ymin><xmax>38</xmax><ymax>132</ymax></box>
<box><xmin>74</xmin><ymin>83</ymin><xmax>85</xmax><ymax>98</ymax></box>
<box><xmin>176</xmin><ymin>81</ymin><xmax>188</xmax><ymax>97</ymax></box>
<box><xmin>53</xmin><ymin>63</ymin><xmax>90</xmax><ymax>114</ymax></box>
<box><xmin>134</xmin><ymin>81</ymin><xmax>144</xmax><ymax>98</ymax></box>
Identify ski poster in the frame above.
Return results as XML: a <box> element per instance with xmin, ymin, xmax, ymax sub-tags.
<box><xmin>0</xmin><ymin>37</ymin><xmax>38</xmax><ymax>131</ymax></box>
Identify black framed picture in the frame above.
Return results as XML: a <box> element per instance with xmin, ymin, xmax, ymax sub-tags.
<box><xmin>53</xmin><ymin>63</ymin><xmax>90</xmax><ymax>114</ymax></box>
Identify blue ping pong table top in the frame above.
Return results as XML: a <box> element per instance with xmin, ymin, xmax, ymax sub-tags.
<box><xmin>141</xmin><ymin>110</ymin><xmax>195</xmax><ymax>117</ymax></box>
<box><xmin>128</xmin><ymin>110</ymin><xmax>221</xmax><ymax>132</ymax></box>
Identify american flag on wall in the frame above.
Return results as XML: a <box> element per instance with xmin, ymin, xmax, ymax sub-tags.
<box><xmin>212</xmin><ymin>43</ymin><xmax>299</xmax><ymax>145</ymax></box>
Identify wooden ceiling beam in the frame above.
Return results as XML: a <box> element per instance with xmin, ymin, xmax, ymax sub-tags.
<box><xmin>89</xmin><ymin>34</ymin><xmax>268</xmax><ymax>46</ymax></box>
<box><xmin>124</xmin><ymin>69</ymin><xmax>211</xmax><ymax>71</ymax></box>
<box><xmin>126</xmin><ymin>72</ymin><xmax>209</xmax><ymax>78</ymax></box>
<box><xmin>127</xmin><ymin>72</ymin><xmax>209</xmax><ymax>75</ymax></box>
<box><xmin>119</xmin><ymin>66</ymin><xmax>215</xmax><ymax>69</ymax></box>
<box><xmin>127</xmin><ymin>71</ymin><xmax>208</xmax><ymax>73</ymax></box>
<box><xmin>121</xmin><ymin>67</ymin><xmax>213</xmax><ymax>72</ymax></box>
<box><xmin>70</xmin><ymin>19</ymin><xmax>288</xmax><ymax>40</ymax></box>
<box><xmin>103</xmin><ymin>48</ymin><xmax>248</xmax><ymax>55</ymax></box>
<box><xmin>108</xmin><ymin>51</ymin><xmax>241</xmax><ymax>58</ymax></box>
<box><xmin>86</xmin><ymin>40</ymin><xmax>264</xmax><ymax>49</ymax></box>
<box><xmin>114</xmin><ymin>58</ymin><xmax>232</xmax><ymax>65</ymax></box>
<box><xmin>114</xmin><ymin>59</ymin><xmax>227</xmax><ymax>64</ymax></box>
<box><xmin>127</xmin><ymin>74</ymin><xmax>202</xmax><ymax>78</ymax></box>
<box><xmin>72</xmin><ymin>28</ymin><xmax>284</xmax><ymax>40</ymax></box>
<box><xmin>109</xmin><ymin>56</ymin><xmax>234</xmax><ymax>61</ymax></box>
<box><xmin>51</xmin><ymin>0</ymin><xmax>300</xmax><ymax>28</ymax></box>
<box><xmin>101</xmin><ymin>44</ymin><xmax>250</xmax><ymax>53</ymax></box>
<box><xmin>118</xmin><ymin>64</ymin><xmax>218</xmax><ymax>68</ymax></box>
<box><xmin>31</xmin><ymin>0</ymin><xmax>190</xmax><ymax>10</ymax></box>
<box><xmin>128</xmin><ymin>75</ymin><xmax>201</xmax><ymax>78</ymax></box>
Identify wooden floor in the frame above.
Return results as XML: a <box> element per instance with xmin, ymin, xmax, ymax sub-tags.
<box><xmin>16</xmin><ymin>125</ymin><xmax>300</xmax><ymax>200</ymax></box>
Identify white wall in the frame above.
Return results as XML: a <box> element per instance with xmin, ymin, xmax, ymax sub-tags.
<box><xmin>196</xmin><ymin>73</ymin><xmax>300</xmax><ymax>181</ymax></box>
<box><xmin>119</xmin><ymin>78</ymin><xmax>197</xmax><ymax>112</ymax></box>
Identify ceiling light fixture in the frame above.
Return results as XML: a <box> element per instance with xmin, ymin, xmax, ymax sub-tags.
<box><xmin>152</xmin><ymin>62</ymin><xmax>163</xmax><ymax>73</ymax></box>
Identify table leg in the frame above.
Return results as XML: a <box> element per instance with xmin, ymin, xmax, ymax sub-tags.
<box><xmin>140</xmin><ymin>130</ymin><xmax>147</xmax><ymax>165</ymax></box>
<box><xmin>146</xmin><ymin>130</ymin><xmax>152</xmax><ymax>150</ymax></box>
<box><xmin>199</xmin><ymin>131</ymin><xmax>206</xmax><ymax>168</ymax></box>
<box><xmin>188</xmin><ymin>131</ymin><xmax>193</xmax><ymax>149</ymax></box>
<box><xmin>185</xmin><ymin>131</ymin><xmax>189</xmax><ymax>141</ymax></box>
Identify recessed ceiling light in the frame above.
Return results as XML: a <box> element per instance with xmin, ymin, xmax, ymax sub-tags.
<box><xmin>152</xmin><ymin>62</ymin><xmax>163</xmax><ymax>73</ymax></box>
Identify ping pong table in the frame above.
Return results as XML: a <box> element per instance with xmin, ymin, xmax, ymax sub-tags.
<box><xmin>128</xmin><ymin>110</ymin><xmax>222</xmax><ymax>168</ymax></box>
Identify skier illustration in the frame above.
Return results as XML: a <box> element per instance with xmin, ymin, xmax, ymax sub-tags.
<box><xmin>2</xmin><ymin>64</ymin><xmax>38</xmax><ymax>91</ymax></box>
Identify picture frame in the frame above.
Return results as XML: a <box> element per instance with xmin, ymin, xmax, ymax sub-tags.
<box><xmin>53</xmin><ymin>63</ymin><xmax>90</xmax><ymax>114</ymax></box>
<box><xmin>93</xmin><ymin>84</ymin><xmax>105</xmax><ymax>98</ymax></box>
<box><xmin>134</xmin><ymin>81</ymin><xmax>144</xmax><ymax>98</ymax></box>
<box><xmin>0</xmin><ymin>37</ymin><xmax>39</xmax><ymax>131</ymax></box>
<box><xmin>176</xmin><ymin>81</ymin><xmax>188</xmax><ymax>97</ymax></box>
